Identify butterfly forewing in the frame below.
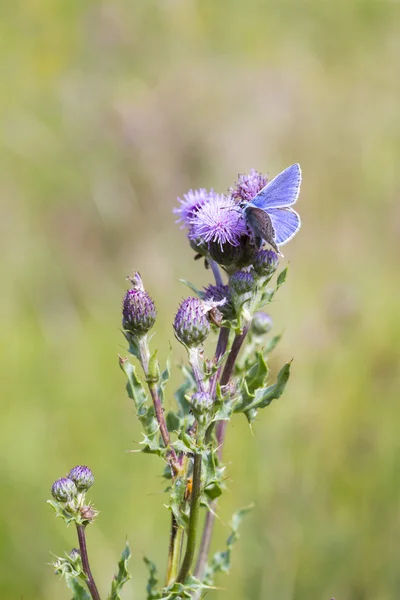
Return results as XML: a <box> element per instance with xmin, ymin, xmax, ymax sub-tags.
<box><xmin>250</xmin><ymin>163</ymin><xmax>301</xmax><ymax>210</ymax></box>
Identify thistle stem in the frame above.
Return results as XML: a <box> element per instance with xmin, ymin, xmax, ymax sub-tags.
<box><xmin>137</xmin><ymin>336</ymin><xmax>177</xmax><ymax>464</ymax></box>
<box><xmin>76</xmin><ymin>524</ymin><xmax>101</xmax><ymax>600</ymax></box>
<box><xmin>165</xmin><ymin>514</ymin><xmax>185</xmax><ymax>585</ymax></box>
<box><xmin>194</xmin><ymin>326</ymin><xmax>249</xmax><ymax>585</ymax></box>
<box><xmin>176</xmin><ymin>452</ymin><xmax>202</xmax><ymax>583</ymax></box>
<box><xmin>208</xmin><ymin>259</ymin><xmax>223</xmax><ymax>287</ymax></box>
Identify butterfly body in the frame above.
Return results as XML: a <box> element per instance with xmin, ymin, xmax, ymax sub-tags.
<box><xmin>239</xmin><ymin>163</ymin><xmax>302</xmax><ymax>255</ymax></box>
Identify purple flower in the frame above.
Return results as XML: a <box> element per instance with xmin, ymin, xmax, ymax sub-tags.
<box><xmin>231</xmin><ymin>169</ymin><xmax>268</xmax><ymax>203</ymax></box>
<box><xmin>230</xmin><ymin>270</ymin><xmax>256</xmax><ymax>295</ymax></box>
<box><xmin>122</xmin><ymin>288</ymin><xmax>156</xmax><ymax>336</ymax></box>
<box><xmin>173</xmin><ymin>297</ymin><xmax>210</xmax><ymax>348</ymax></box>
<box><xmin>253</xmin><ymin>249</ymin><xmax>279</xmax><ymax>277</ymax></box>
<box><xmin>252</xmin><ymin>312</ymin><xmax>273</xmax><ymax>335</ymax></box>
<box><xmin>174</xmin><ymin>188</ymin><xmax>211</xmax><ymax>228</ymax></box>
<box><xmin>189</xmin><ymin>193</ymin><xmax>248</xmax><ymax>249</ymax></box>
<box><xmin>68</xmin><ymin>466</ymin><xmax>94</xmax><ymax>492</ymax></box>
<box><xmin>203</xmin><ymin>284</ymin><xmax>234</xmax><ymax>320</ymax></box>
<box><xmin>51</xmin><ymin>477</ymin><xmax>77</xmax><ymax>503</ymax></box>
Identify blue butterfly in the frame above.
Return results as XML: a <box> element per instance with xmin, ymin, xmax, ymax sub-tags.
<box><xmin>239</xmin><ymin>163</ymin><xmax>302</xmax><ymax>255</ymax></box>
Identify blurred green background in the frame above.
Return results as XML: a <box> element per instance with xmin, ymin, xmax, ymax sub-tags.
<box><xmin>1</xmin><ymin>1</ymin><xmax>400</xmax><ymax>598</ymax></box>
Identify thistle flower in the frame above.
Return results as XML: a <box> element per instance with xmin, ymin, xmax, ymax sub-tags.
<box><xmin>68</xmin><ymin>466</ymin><xmax>94</xmax><ymax>492</ymax></box>
<box><xmin>190</xmin><ymin>391</ymin><xmax>213</xmax><ymax>414</ymax></box>
<box><xmin>231</xmin><ymin>169</ymin><xmax>268</xmax><ymax>203</ymax></box>
<box><xmin>230</xmin><ymin>270</ymin><xmax>256</xmax><ymax>295</ymax></box>
<box><xmin>51</xmin><ymin>477</ymin><xmax>78</xmax><ymax>503</ymax></box>
<box><xmin>253</xmin><ymin>249</ymin><xmax>279</xmax><ymax>277</ymax></box>
<box><xmin>203</xmin><ymin>284</ymin><xmax>234</xmax><ymax>320</ymax></box>
<box><xmin>122</xmin><ymin>288</ymin><xmax>156</xmax><ymax>336</ymax></box>
<box><xmin>173</xmin><ymin>297</ymin><xmax>210</xmax><ymax>348</ymax></box>
<box><xmin>252</xmin><ymin>311</ymin><xmax>273</xmax><ymax>335</ymax></box>
<box><xmin>174</xmin><ymin>188</ymin><xmax>211</xmax><ymax>229</ymax></box>
<box><xmin>189</xmin><ymin>193</ymin><xmax>248</xmax><ymax>250</ymax></box>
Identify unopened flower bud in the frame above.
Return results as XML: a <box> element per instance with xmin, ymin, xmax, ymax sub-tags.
<box><xmin>230</xmin><ymin>270</ymin><xmax>255</xmax><ymax>295</ymax></box>
<box><xmin>203</xmin><ymin>284</ymin><xmax>234</xmax><ymax>320</ymax></box>
<box><xmin>80</xmin><ymin>504</ymin><xmax>98</xmax><ymax>524</ymax></box>
<box><xmin>51</xmin><ymin>477</ymin><xmax>77</xmax><ymax>503</ymax></box>
<box><xmin>173</xmin><ymin>297</ymin><xmax>210</xmax><ymax>347</ymax></box>
<box><xmin>122</xmin><ymin>288</ymin><xmax>156</xmax><ymax>336</ymax></box>
<box><xmin>252</xmin><ymin>312</ymin><xmax>273</xmax><ymax>335</ymax></box>
<box><xmin>253</xmin><ymin>249</ymin><xmax>279</xmax><ymax>277</ymax></box>
<box><xmin>190</xmin><ymin>391</ymin><xmax>213</xmax><ymax>413</ymax></box>
<box><xmin>68</xmin><ymin>466</ymin><xmax>94</xmax><ymax>492</ymax></box>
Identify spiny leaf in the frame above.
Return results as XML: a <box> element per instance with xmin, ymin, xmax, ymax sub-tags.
<box><xmin>143</xmin><ymin>556</ymin><xmax>159</xmax><ymax>599</ymax></box>
<box><xmin>179</xmin><ymin>279</ymin><xmax>204</xmax><ymax>297</ymax></box>
<box><xmin>276</xmin><ymin>266</ymin><xmax>288</xmax><ymax>288</ymax></box>
<box><xmin>67</xmin><ymin>578</ymin><xmax>91</xmax><ymax>600</ymax></box>
<box><xmin>264</xmin><ymin>333</ymin><xmax>282</xmax><ymax>353</ymax></box>
<box><xmin>203</xmin><ymin>505</ymin><xmax>254</xmax><ymax>585</ymax></box>
<box><xmin>243</xmin><ymin>361</ymin><xmax>292</xmax><ymax>421</ymax></box>
<box><xmin>109</xmin><ymin>542</ymin><xmax>131</xmax><ymax>600</ymax></box>
<box><xmin>158</xmin><ymin>354</ymin><xmax>171</xmax><ymax>404</ymax></box>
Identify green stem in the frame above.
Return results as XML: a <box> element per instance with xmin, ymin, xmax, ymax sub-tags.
<box><xmin>176</xmin><ymin>452</ymin><xmax>202</xmax><ymax>583</ymax></box>
<box><xmin>165</xmin><ymin>514</ymin><xmax>185</xmax><ymax>585</ymax></box>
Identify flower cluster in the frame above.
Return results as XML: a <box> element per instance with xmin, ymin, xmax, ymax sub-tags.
<box><xmin>174</xmin><ymin>169</ymin><xmax>274</xmax><ymax>273</ymax></box>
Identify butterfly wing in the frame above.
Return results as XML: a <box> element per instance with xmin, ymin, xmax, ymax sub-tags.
<box><xmin>244</xmin><ymin>206</ymin><xmax>280</xmax><ymax>254</ymax></box>
<box><xmin>266</xmin><ymin>207</ymin><xmax>301</xmax><ymax>245</ymax></box>
<box><xmin>250</xmin><ymin>163</ymin><xmax>301</xmax><ymax>210</ymax></box>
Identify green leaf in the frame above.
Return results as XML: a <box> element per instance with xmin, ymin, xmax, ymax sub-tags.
<box><xmin>243</xmin><ymin>361</ymin><xmax>292</xmax><ymax>420</ymax></box>
<box><xmin>204</xmin><ymin>505</ymin><xmax>254</xmax><ymax>585</ymax></box>
<box><xmin>277</xmin><ymin>266</ymin><xmax>288</xmax><ymax>288</ymax></box>
<box><xmin>245</xmin><ymin>351</ymin><xmax>269</xmax><ymax>394</ymax></box>
<box><xmin>109</xmin><ymin>542</ymin><xmax>131</xmax><ymax>600</ymax></box>
<box><xmin>120</xmin><ymin>358</ymin><xmax>161</xmax><ymax>449</ymax></box>
<box><xmin>143</xmin><ymin>556</ymin><xmax>160</xmax><ymax>599</ymax></box>
<box><xmin>67</xmin><ymin>578</ymin><xmax>91</xmax><ymax>600</ymax></box>
<box><xmin>264</xmin><ymin>333</ymin><xmax>282</xmax><ymax>353</ymax></box>
<box><xmin>179</xmin><ymin>279</ymin><xmax>204</xmax><ymax>297</ymax></box>
<box><xmin>166</xmin><ymin>411</ymin><xmax>181</xmax><ymax>433</ymax></box>
<box><xmin>158</xmin><ymin>355</ymin><xmax>171</xmax><ymax>404</ymax></box>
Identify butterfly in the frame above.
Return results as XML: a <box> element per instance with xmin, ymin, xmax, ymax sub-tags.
<box><xmin>238</xmin><ymin>163</ymin><xmax>302</xmax><ymax>255</ymax></box>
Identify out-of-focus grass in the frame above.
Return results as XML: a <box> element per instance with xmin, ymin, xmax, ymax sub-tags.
<box><xmin>1</xmin><ymin>1</ymin><xmax>400</xmax><ymax>599</ymax></box>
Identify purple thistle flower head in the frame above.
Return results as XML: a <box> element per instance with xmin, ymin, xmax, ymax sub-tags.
<box><xmin>68</xmin><ymin>465</ymin><xmax>94</xmax><ymax>492</ymax></box>
<box><xmin>190</xmin><ymin>391</ymin><xmax>213</xmax><ymax>414</ymax></box>
<box><xmin>122</xmin><ymin>288</ymin><xmax>156</xmax><ymax>336</ymax></box>
<box><xmin>203</xmin><ymin>284</ymin><xmax>234</xmax><ymax>320</ymax></box>
<box><xmin>231</xmin><ymin>169</ymin><xmax>268</xmax><ymax>203</ymax></box>
<box><xmin>253</xmin><ymin>249</ymin><xmax>279</xmax><ymax>277</ymax></box>
<box><xmin>252</xmin><ymin>311</ymin><xmax>273</xmax><ymax>335</ymax></box>
<box><xmin>174</xmin><ymin>188</ymin><xmax>211</xmax><ymax>229</ymax></box>
<box><xmin>173</xmin><ymin>297</ymin><xmax>211</xmax><ymax>348</ymax></box>
<box><xmin>230</xmin><ymin>270</ymin><xmax>256</xmax><ymax>295</ymax></box>
<box><xmin>189</xmin><ymin>193</ymin><xmax>248</xmax><ymax>249</ymax></box>
<box><xmin>51</xmin><ymin>477</ymin><xmax>77</xmax><ymax>503</ymax></box>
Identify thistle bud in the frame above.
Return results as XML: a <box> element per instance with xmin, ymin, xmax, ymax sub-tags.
<box><xmin>253</xmin><ymin>249</ymin><xmax>279</xmax><ymax>277</ymax></box>
<box><xmin>122</xmin><ymin>288</ymin><xmax>156</xmax><ymax>336</ymax></box>
<box><xmin>51</xmin><ymin>477</ymin><xmax>78</xmax><ymax>503</ymax></box>
<box><xmin>190</xmin><ymin>391</ymin><xmax>213</xmax><ymax>414</ymax></box>
<box><xmin>68</xmin><ymin>466</ymin><xmax>94</xmax><ymax>492</ymax></box>
<box><xmin>252</xmin><ymin>312</ymin><xmax>273</xmax><ymax>335</ymax></box>
<box><xmin>230</xmin><ymin>270</ymin><xmax>255</xmax><ymax>295</ymax></box>
<box><xmin>203</xmin><ymin>284</ymin><xmax>234</xmax><ymax>320</ymax></box>
<box><xmin>173</xmin><ymin>297</ymin><xmax>210</xmax><ymax>347</ymax></box>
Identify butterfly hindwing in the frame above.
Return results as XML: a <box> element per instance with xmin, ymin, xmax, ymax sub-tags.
<box><xmin>250</xmin><ymin>163</ymin><xmax>301</xmax><ymax>210</ymax></box>
<box><xmin>245</xmin><ymin>206</ymin><xmax>280</xmax><ymax>254</ymax></box>
<box><xmin>266</xmin><ymin>207</ymin><xmax>301</xmax><ymax>245</ymax></box>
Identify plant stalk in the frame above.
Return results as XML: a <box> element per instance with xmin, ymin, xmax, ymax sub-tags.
<box><xmin>76</xmin><ymin>524</ymin><xmax>101</xmax><ymax>600</ymax></box>
<box><xmin>194</xmin><ymin>326</ymin><xmax>249</xmax><ymax>585</ymax></box>
<box><xmin>176</xmin><ymin>452</ymin><xmax>202</xmax><ymax>583</ymax></box>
